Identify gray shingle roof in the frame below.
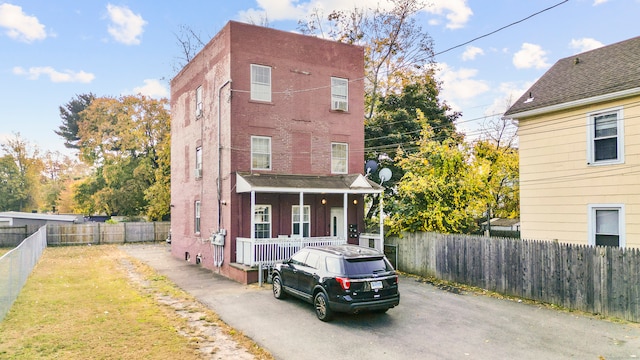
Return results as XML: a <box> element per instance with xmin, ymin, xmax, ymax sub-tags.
<box><xmin>236</xmin><ymin>173</ymin><xmax>383</xmax><ymax>193</ymax></box>
<box><xmin>504</xmin><ymin>36</ymin><xmax>640</xmax><ymax>117</ymax></box>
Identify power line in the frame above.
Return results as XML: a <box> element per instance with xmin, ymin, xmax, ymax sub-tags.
<box><xmin>434</xmin><ymin>0</ymin><xmax>569</xmax><ymax>57</ymax></box>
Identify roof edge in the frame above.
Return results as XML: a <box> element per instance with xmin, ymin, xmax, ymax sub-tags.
<box><xmin>505</xmin><ymin>87</ymin><xmax>640</xmax><ymax>120</ymax></box>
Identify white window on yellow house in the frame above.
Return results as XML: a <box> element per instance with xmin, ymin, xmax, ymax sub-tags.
<box><xmin>292</xmin><ymin>205</ymin><xmax>310</xmax><ymax>237</ymax></box>
<box><xmin>331</xmin><ymin>142</ymin><xmax>348</xmax><ymax>174</ymax></box>
<box><xmin>251</xmin><ymin>64</ymin><xmax>271</xmax><ymax>102</ymax></box>
<box><xmin>331</xmin><ymin>77</ymin><xmax>348</xmax><ymax>111</ymax></box>
<box><xmin>588</xmin><ymin>108</ymin><xmax>624</xmax><ymax>165</ymax></box>
<box><xmin>588</xmin><ymin>204</ymin><xmax>625</xmax><ymax>247</ymax></box>
<box><xmin>251</xmin><ymin>136</ymin><xmax>271</xmax><ymax>170</ymax></box>
<box><xmin>254</xmin><ymin>205</ymin><xmax>271</xmax><ymax>239</ymax></box>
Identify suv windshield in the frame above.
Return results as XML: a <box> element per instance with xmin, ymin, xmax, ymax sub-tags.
<box><xmin>344</xmin><ymin>258</ymin><xmax>391</xmax><ymax>276</ymax></box>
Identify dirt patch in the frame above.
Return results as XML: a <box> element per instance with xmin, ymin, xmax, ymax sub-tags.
<box><xmin>120</xmin><ymin>258</ymin><xmax>260</xmax><ymax>360</ymax></box>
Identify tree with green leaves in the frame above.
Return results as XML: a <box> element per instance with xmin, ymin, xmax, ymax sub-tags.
<box><xmin>55</xmin><ymin>93</ymin><xmax>95</xmax><ymax>150</ymax></box>
<box><xmin>387</xmin><ymin>114</ymin><xmax>483</xmax><ymax>235</ymax></box>
<box><xmin>74</xmin><ymin>94</ymin><xmax>171</xmax><ymax>219</ymax></box>
<box><xmin>0</xmin><ymin>155</ymin><xmax>25</xmax><ymax>211</ymax></box>
<box><xmin>473</xmin><ymin>117</ymin><xmax>520</xmax><ymax>221</ymax></box>
<box><xmin>0</xmin><ymin>133</ymin><xmax>43</xmax><ymax>212</ymax></box>
<box><xmin>363</xmin><ymin>74</ymin><xmax>462</xmax><ymax>223</ymax></box>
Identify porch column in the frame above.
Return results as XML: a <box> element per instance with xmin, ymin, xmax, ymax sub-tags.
<box><xmin>299</xmin><ymin>192</ymin><xmax>304</xmax><ymax>238</ymax></box>
<box><xmin>343</xmin><ymin>193</ymin><xmax>348</xmax><ymax>241</ymax></box>
<box><xmin>250</xmin><ymin>190</ymin><xmax>256</xmax><ymax>239</ymax></box>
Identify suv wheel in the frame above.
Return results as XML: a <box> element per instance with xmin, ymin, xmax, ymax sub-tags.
<box><xmin>314</xmin><ymin>292</ymin><xmax>333</xmax><ymax>322</ymax></box>
<box><xmin>272</xmin><ymin>274</ymin><xmax>286</xmax><ymax>299</ymax></box>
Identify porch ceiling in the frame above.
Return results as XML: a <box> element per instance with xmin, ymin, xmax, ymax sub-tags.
<box><xmin>236</xmin><ymin>172</ymin><xmax>384</xmax><ymax>194</ymax></box>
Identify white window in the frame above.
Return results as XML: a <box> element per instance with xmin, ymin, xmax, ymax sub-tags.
<box><xmin>251</xmin><ymin>64</ymin><xmax>271</xmax><ymax>102</ymax></box>
<box><xmin>587</xmin><ymin>107</ymin><xmax>624</xmax><ymax>165</ymax></box>
<box><xmin>194</xmin><ymin>201</ymin><xmax>201</xmax><ymax>233</ymax></box>
<box><xmin>196</xmin><ymin>86</ymin><xmax>203</xmax><ymax>118</ymax></box>
<box><xmin>195</xmin><ymin>147</ymin><xmax>202</xmax><ymax>178</ymax></box>
<box><xmin>254</xmin><ymin>205</ymin><xmax>271</xmax><ymax>239</ymax></box>
<box><xmin>292</xmin><ymin>205</ymin><xmax>310</xmax><ymax>237</ymax></box>
<box><xmin>588</xmin><ymin>204</ymin><xmax>625</xmax><ymax>247</ymax></box>
<box><xmin>331</xmin><ymin>77</ymin><xmax>348</xmax><ymax>111</ymax></box>
<box><xmin>251</xmin><ymin>136</ymin><xmax>271</xmax><ymax>170</ymax></box>
<box><xmin>331</xmin><ymin>142</ymin><xmax>348</xmax><ymax>174</ymax></box>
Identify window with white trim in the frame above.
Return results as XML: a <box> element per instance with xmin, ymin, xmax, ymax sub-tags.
<box><xmin>195</xmin><ymin>147</ymin><xmax>202</xmax><ymax>178</ymax></box>
<box><xmin>194</xmin><ymin>201</ymin><xmax>201</xmax><ymax>233</ymax></box>
<box><xmin>254</xmin><ymin>205</ymin><xmax>271</xmax><ymax>239</ymax></box>
<box><xmin>331</xmin><ymin>77</ymin><xmax>348</xmax><ymax>111</ymax></box>
<box><xmin>331</xmin><ymin>142</ymin><xmax>348</xmax><ymax>174</ymax></box>
<box><xmin>588</xmin><ymin>204</ymin><xmax>625</xmax><ymax>247</ymax></box>
<box><xmin>292</xmin><ymin>205</ymin><xmax>310</xmax><ymax>237</ymax></box>
<box><xmin>588</xmin><ymin>108</ymin><xmax>624</xmax><ymax>165</ymax></box>
<box><xmin>195</xmin><ymin>86</ymin><xmax>203</xmax><ymax>118</ymax></box>
<box><xmin>251</xmin><ymin>136</ymin><xmax>271</xmax><ymax>170</ymax></box>
<box><xmin>251</xmin><ymin>64</ymin><xmax>271</xmax><ymax>102</ymax></box>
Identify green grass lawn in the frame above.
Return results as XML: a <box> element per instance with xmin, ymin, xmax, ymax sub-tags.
<box><xmin>0</xmin><ymin>245</ymin><xmax>272</xmax><ymax>359</ymax></box>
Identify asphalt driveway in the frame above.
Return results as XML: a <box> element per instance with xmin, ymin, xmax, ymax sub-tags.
<box><xmin>122</xmin><ymin>243</ymin><xmax>640</xmax><ymax>360</ymax></box>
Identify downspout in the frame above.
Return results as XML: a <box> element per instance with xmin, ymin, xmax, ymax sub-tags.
<box><xmin>213</xmin><ymin>79</ymin><xmax>231</xmax><ymax>269</ymax></box>
<box><xmin>217</xmin><ymin>79</ymin><xmax>232</xmax><ymax>230</ymax></box>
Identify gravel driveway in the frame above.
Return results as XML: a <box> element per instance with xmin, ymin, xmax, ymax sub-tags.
<box><xmin>122</xmin><ymin>243</ymin><xmax>640</xmax><ymax>360</ymax></box>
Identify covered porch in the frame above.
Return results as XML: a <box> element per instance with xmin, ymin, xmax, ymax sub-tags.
<box><xmin>234</xmin><ymin>173</ymin><xmax>385</xmax><ymax>270</ymax></box>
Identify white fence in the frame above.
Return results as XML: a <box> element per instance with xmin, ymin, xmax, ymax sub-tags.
<box><xmin>0</xmin><ymin>226</ymin><xmax>47</xmax><ymax>321</ymax></box>
<box><xmin>236</xmin><ymin>236</ymin><xmax>348</xmax><ymax>267</ymax></box>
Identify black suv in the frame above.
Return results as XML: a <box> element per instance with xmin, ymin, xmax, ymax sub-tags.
<box><xmin>271</xmin><ymin>244</ymin><xmax>400</xmax><ymax>321</ymax></box>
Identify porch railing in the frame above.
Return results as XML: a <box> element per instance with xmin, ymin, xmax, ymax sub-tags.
<box><xmin>236</xmin><ymin>236</ymin><xmax>348</xmax><ymax>267</ymax></box>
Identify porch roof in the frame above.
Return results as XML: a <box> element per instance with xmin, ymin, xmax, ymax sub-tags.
<box><xmin>236</xmin><ymin>172</ymin><xmax>384</xmax><ymax>194</ymax></box>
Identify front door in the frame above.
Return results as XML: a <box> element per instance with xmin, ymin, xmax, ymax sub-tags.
<box><xmin>330</xmin><ymin>207</ymin><xmax>344</xmax><ymax>238</ymax></box>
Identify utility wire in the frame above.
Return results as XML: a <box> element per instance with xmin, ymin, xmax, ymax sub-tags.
<box><xmin>434</xmin><ymin>0</ymin><xmax>569</xmax><ymax>57</ymax></box>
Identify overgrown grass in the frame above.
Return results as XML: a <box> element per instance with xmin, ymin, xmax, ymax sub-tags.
<box><xmin>0</xmin><ymin>245</ymin><xmax>271</xmax><ymax>359</ymax></box>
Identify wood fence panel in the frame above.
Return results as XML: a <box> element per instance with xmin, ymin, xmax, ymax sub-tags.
<box><xmin>46</xmin><ymin>222</ymin><xmax>169</xmax><ymax>246</ymax></box>
<box><xmin>389</xmin><ymin>232</ymin><xmax>640</xmax><ymax>323</ymax></box>
<box><xmin>0</xmin><ymin>226</ymin><xmax>28</xmax><ymax>247</ymax></box>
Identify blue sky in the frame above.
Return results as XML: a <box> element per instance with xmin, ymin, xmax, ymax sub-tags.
<box><xmin>1</xmin><ymin>0</ymin><xmax>638</xmax><ymax>157</ymax></box>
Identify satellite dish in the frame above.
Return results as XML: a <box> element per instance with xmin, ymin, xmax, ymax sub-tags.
<box><xmin>365</xmin><ymin>160</ymin><xmax>378</xmax><ymax>174</ymax></box>
<box><xmin>379</xmin><ymin>168</ymin><xmax>392</xmax><ymax>183</ymax></box>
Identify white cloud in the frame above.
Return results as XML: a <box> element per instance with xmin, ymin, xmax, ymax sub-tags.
<box><xmin>487</xmin><ymin>81</ymin><xmax>534</xmax><ymax>116</ymax></box>
<box><xmin>13</xmin><ymin>66</ymin><xmax>95</xmax><ymax>83</ymax></box>
<box><xmin>593</xmin><ymin>0</ymin><xmax>610</xmax><ymax>5</ymax></box>
<box><xmin>106</xmin><ymin>4</ymin><xmax>146</xmax><ymax>45</ymax></box>
<box><xmin>133</xmin><ymin>79</ymin><xmax>169</xmax><ymax>98</ymax></box>
<box><xmin>237</xmin><ymin>0</ymin><xmax>472</xmax><ymax>30</ymax></box>
<box><xmin>461</xmin><ymin>46</ymin><xmax>483</xmax><ymax>61</ymax></box>
<box><xmin>426</xmin><ymin>0</ymin><xmax>473</xmax><ymax>29</ymax></box>
<box><xmin>512</xmin><ymin>43</ymin><xmax>549</xmax><ymax>69</ymax></box>
<box><xmin>570</xmin><ymin>38</ymin><xmax>604</xmax><ymax>53</ymax></box>
<box><xmin>0</xmin><ymin>3</ymin><xmax>47</xmax><ymax>43</ymax></box>
<box><xmin>435</xmin><ymin>63</ymin><xmax>490</xmax><ymax>113</ymax></box>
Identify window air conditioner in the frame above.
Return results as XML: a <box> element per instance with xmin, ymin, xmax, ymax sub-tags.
<box><xmin>333</xmin><ymin>100</ymin><xmax>347</xmax><ymax>111</ymax></box>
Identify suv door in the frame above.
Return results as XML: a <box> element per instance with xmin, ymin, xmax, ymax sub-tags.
<box><xmin>296</xmin><ymin>251</ymin><xmax>322</xmax><ymax>297</ymax></box>
<box><xmin>280</xmin><ymin>249</ymin><xmax>308</xmax><ymax>292</ymax></box>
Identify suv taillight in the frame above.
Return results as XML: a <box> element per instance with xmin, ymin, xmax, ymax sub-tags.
<box><xmin>336</xmin><ymin>277</ymin><xmax>351</xmax><ymax>290</ymax></box>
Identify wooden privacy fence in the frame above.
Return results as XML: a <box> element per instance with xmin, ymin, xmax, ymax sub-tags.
<box><xmin>47</xmin><ymin>222</ymin><xmax>170</xmax><ymax>245</ymax></box>
<box><xmin>387</xmin><ymin>232</ymin><xmax>640</xmax><ymax>323</ymax></box>
<box><xmin>0</xmin><ymin>226</ymin><xmax>29</xmax><ymax>247</ymax></box>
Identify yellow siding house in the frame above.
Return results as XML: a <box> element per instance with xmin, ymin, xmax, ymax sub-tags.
<box><xmin>504</xmin><ymin>36</ymin><xmax>640</xmax><ymax>248</ymax></box>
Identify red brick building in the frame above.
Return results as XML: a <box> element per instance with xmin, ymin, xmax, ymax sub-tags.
<box><xmin>170</xmin><ymin>21</ymin><xmax>383</xmax><ymax>284</ymax></box>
